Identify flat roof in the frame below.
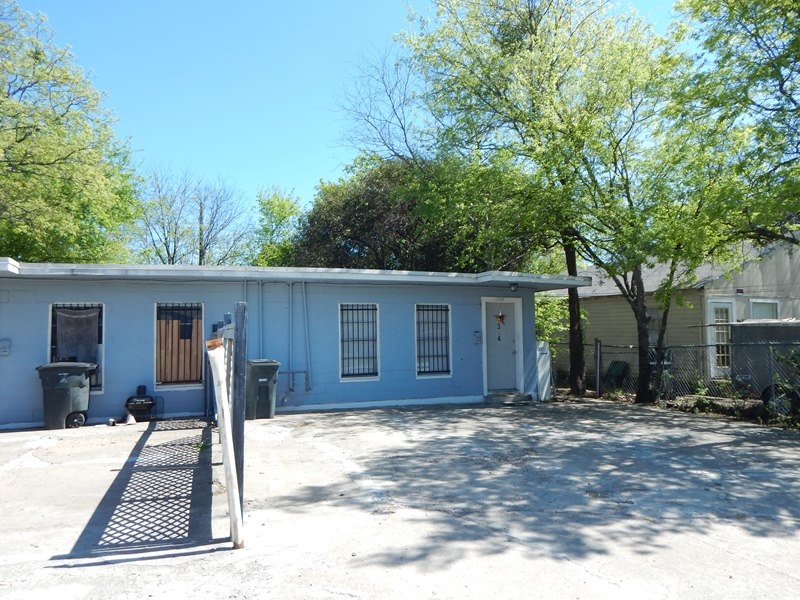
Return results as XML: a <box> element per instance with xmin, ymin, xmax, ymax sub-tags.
<box><xmin>0</xmin><ymin>257</ymin><xmax>590</xmax><ymax>292</ymax></box>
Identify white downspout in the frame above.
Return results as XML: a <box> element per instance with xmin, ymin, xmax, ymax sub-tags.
<box><xmin>258</xmin><ymin>281</ymin><xmax>264</xmax><ymax>357</ymax></box>
<box><xmin>242</xmin><ymin>280</ymin><xmax>249</xmax><ymax>358</ymax></box>
<box><xmin>303</xmin><ymin>281</ymin><xmax>312</xmax><ymax>390</ymax></box>
<box><xmin>288</xmin><ymin>282</ymin><xmax>293</xmax><ymax>388</ymax></box>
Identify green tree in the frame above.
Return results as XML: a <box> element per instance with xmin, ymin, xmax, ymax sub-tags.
<box><xmin>420</xmin><ymin>153</ymin><xmax>563</xmax><ymax>272</ymax></box>
<box><xmin>398</xmin><ymin>0</ymin><xmax>649</xmax><ymax>396</ymax></box>
<box><xmin>252</xmin><ymin>186</ymin><xmax>302</xmax><ymax>267</ymax></box>
<box><xmin>534</xmin><ymin>295</ymin><xmax>570</xmax><ymax>347</ymax></box>
<box><xmin>677</xmin><ymin>0</ymin><xmax>800</xmax><ymax>244</ymax></box>
<box><xmin>0</xmin><ymin>0</ymin><xmax>137</xmax><ymax>262</ymax></box>
<box><xmin>347</xmin><ymin>1</ymin><xmax>787</xmax><ymax>401</ymax></box>
<box><xmin>348</xmin><ymin>1</ymin><xmax>638</xmax><ymax>394</ymax></box>
<box><xmin>295</xmin><ymin>154</ymin><xmax>549</xmax><ymax>272</ymax></box>
<box><xmin>397</xmin><ymin>0</ymin><xmax>748</xmax><ymax>401</ymax></box>
<box><xmin>294</xmin><ymin>156</ymin><xmax>463</xmax><ymax>270</ymax></box>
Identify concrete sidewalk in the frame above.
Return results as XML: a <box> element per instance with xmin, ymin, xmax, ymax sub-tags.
<box><xmin>2</xmin><ymin>400</ymin><xmax>800</xmax><ymax>599</ymax></box>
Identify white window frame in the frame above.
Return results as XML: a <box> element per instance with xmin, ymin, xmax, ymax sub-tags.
<box><xmin>750</xmin><ymin>299</ymin><xmax>779</xmax><ymax>320</ymax></box>
<box><xmin>339</xmin><ymin>303</ymin><xmax>380</xmax><ymax>382</ymax></box>
<box><xmin>415</xmin><ymin>303</ymin><xmax>452</xmax><ymax>379</ymax></box>
<box><xmin>481</xmin><ymin>297</ymin><xmax>525</xmax><ymax>396</ymax></box>
<box><xmin>706</xmin><ymin>298</ymin><xmax>735</xmax><ymax>377</ymax></box>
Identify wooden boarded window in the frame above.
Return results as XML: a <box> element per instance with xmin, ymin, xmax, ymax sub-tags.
<box><xmin>156</xmin><ymin>303</ymin><xmax>203</xmax><ymax>385</ymax></box>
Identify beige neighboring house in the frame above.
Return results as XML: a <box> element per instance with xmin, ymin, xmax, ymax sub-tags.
<box><xmin>552</xmin><ymin>242</ymin><xmax>800</xmax><ymax>381</ymax></box>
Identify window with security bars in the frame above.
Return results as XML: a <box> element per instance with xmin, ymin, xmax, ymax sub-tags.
<box><xmin>156</xmin><ymin>303</ymin><xmax>203</xmax><ymax>385</ymax></box>
<box><xmin>51</xmin><ymin>303</ymin><xmax>103</xmax><ymax>389</ymax></box>
<box><xmin>416</xmin><ymin>304</ymin><xmax>451</xmax><ymax>376</ymax></box>
<box><xmin>340</xmin><ymin>303</ymin><xmax>379</xmax><ymax>378</ymax></box>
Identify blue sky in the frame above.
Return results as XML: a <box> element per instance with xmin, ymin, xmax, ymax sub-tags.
<box><xmin>18</xmin><ymin>1</ymin><xmax>677</xmax><ymax>210</ymax></box>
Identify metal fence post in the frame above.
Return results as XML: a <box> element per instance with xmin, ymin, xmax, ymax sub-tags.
<box><xmin>768</xmin><ymin>342</ymin><xmax>775</xmax><ymax>403</ymax></box>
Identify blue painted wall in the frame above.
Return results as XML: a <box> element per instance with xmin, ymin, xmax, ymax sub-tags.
<box><xmin>0</xmin><ymin>276</ymin><xmax>539</xmax><ymax>428</ymax></box>
<box><xmin>258</xmin><ymin>282</ymin><xmax>491</xmax><ymax>408</ymax></box>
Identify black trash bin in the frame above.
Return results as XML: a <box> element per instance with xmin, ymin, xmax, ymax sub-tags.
<box><xmin>35</xmin><ymin>362</ymin><xmax>96</xmax><ymax>429</ymax></box>
<box><xmin>246</xmin><ymin>359</ymin><xmax>280</xmax><ymax>419</ymax></box>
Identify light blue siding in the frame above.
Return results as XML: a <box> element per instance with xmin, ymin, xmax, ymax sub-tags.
<box><xmin>0</xmin><ymin>276</ymin><xmax>543</xmax><ymax>428</ymax></box>
<box><xmin>255</xmin><ymin>283</ymin><xmax>491</xmax><ymax>408</ymax></box>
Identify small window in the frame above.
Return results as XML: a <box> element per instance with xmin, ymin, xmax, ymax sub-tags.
<box><xmin>416</xmin><ymin>304</ymin><xmax>451</xmax><ymax>376</ymax></box>
<box><xmin>156</xmin><ymin>303</ymin><xmax>203</xmax><ymax>385</ymax></box>
<box><xmin>51</xmin><ymin>303</ymin><xmax>103</xmax><ymax>389</ymax></box>
<box><xmin>340</xmin><ymin>303</ymin><xmax>379</xmax><ymax>379</ymax></box>
<box><xmin>751</xmin><ymin>301</ymin><xmax>778</xmax><ymax>320</ymax></box>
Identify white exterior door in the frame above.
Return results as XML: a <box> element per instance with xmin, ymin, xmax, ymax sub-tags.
<box><xmin>483</xmin><ymin>298</ymin><xmax>523</xmax><ymax>393</ymax></box>
<box><xmin>708</xmin><ymin>300</ymin><xmax>733</xmax><ymax>377</ymax></box>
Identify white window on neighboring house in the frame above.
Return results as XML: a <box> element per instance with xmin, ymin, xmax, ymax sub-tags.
<box><xmin>713</xmin><ymin>305</ymin><xmax>732</xmax><ymax>369</ymax></box>
<box><xmin>50</xmin><ymin>303</ymin><xmax>104</xmax><ymax>389</ymax></box>
<box><xmin>156</xmin><ymin>303</ymin><xmax>203</xmax><ymax>385</ymax></box>
<box><xmin>340</xmin><ymin>303</ymin><xmax>379</xmax><ymax>379</ymax></box>
<box><xmin>707</xmin><ymin>300</ymin><xmax>735</xmax><ymax>377</ymax></box>
<box><xmin>751</xmin><ymin>300</ymin><xmax>779</xmax><ymax>320</ymax></box>
<box><xmin>416</xmin><ymin>304</ymin><xmax>451</xmax><ymax>377</ymax></box>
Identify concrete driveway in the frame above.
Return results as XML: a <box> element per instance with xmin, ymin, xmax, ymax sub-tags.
<box><xmin>2</xmin><ymin>400</ymin><xmax>799</xmax><ymax>599</ymax></box>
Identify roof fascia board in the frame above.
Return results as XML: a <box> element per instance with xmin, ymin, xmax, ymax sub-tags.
<box><xmin>2</xmin><ymin>259</ymin><xmax>591</xmax><ymax>291</ymax></box>
<box><xmin>0</xmin><ymin>257</ymin><xmax>20</xmax><ymax>275</ymax></box>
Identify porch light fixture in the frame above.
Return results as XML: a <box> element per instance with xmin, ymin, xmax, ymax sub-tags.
<box><xmin>510</xmin><ymin>283</ymin><xmax>518</xmax><ymax>292</ymax></box>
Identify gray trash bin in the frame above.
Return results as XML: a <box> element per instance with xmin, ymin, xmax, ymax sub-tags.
<box><xmin>246</xmin><ymin>359</ymin><xmax>280</xmax><ymax>419</ymax></box>
<box><xmin>35</xmin><ymin>362</ymin><xmax>96</xmax><ymax>429</ymax></box>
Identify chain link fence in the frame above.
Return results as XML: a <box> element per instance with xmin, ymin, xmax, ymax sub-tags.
<box><xmin>552</xmin><ymin>341</ymin><xmax>800</xmax><ymax>417</ymax></box>
<box><xmin>551</xmin><ymin>342</ymin><xmax>596</xmax><ymax>389</ymax></box>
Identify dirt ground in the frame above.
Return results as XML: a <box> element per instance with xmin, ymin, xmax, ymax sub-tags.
<box><xmin>2</xmin><ymin>400</ymin><xmax>800</xmax><ymax>599</ymax></box>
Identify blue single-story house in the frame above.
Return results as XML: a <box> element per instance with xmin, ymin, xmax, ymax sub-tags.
<box><xmin>0</xmin><ymin>257</ymin><xmax>590</xmax><ymax>429</ymax></box>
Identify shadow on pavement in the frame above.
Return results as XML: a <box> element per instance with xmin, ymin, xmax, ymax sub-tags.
<box><xmin>257</xmin><ymin>402</ymin><xmax>800</xmax><ymax>569</ymax></box>
<box><xmin>51</xmin><ymin>419</ymin><xmax>228</xmax><ymax>564</ymax></box>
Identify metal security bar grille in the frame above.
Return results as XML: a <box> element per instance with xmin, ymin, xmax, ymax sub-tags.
<box><xmin>51</xmin><ymin>303</ymin><xmax>103</xmax><ymax>388</ymax></box>
<box><xmin>416</xmin><ymin>304</ymin><xmax>450</xmax><ymax>375</ymax></box>
<box><xmin>156</xmin><ymin>303</ymin><xmax>203</xmax><ymax>385</ymax></box>
<box><xmin>340</xmin><ymin>303</ymin><xmax>378</xmax><ymax>378</ymax></box>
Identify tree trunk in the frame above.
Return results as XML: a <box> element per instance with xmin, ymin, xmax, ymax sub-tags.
<box><xmin>650</xmin><ymin>301</ymin><xmax>671</xmax><ymax>400</ymax></box>
<box><xmin>563</xmin><ymin>235</ymin><xmax>586</xmax><ymax>395</ymax></box>
<box><xmin>631</xmin><ymin>266</ymin><xmax>653</xmax><ymax>403</ymax></box>
<box><xmin>651</xmin><ymin>260</ymin><xmax>677</xmax><ymax>400</ymax></box>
